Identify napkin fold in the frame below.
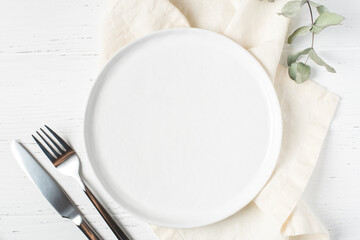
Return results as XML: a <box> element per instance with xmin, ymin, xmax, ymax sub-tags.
<box><xmin>100</xmin><ymin>0</ymin><xmax>339</xmax><ymax>239</ymax></box>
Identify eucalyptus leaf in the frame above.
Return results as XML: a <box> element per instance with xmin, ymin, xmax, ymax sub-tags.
<box><xmin>262</xmin><ymin>0</ymin><xmax>341</xmax><ymax>83</ymax></box>
<box><xmin>287</xmin><ymin>48</ymin><xmax>312</xmax><ymax>66</ymax></box>
<box><xmin>301</xmin><ymin>0</ymin><xmax>308</xmax><ymax>5</ymax></box>
<box><xmin>309</xmin><ymin>1</ymin><xmax>320</xmax><ymax>7</ymax></box>
<box><xmin>288</xmin><ymin>26</ymin><xmax>311</xmax><ymax>44</ymax></box>
<box><xmin>315</xmin><ymin>5</ymin><xmax>328</xmax><ymax>14</ymax></box>
<box><xmin>279</xmin><ymin>0</ymin><xmax>306</xmax><ymax>18</ymax></box>
<box><xmin>310</xmin><ymin>25</ymin><xmax>322</xmax><ymax>34</ymax></box>
<box><xmin>311</xmin><ymin>12</ymin><xmax>344</xmax><ymax>34</ymax></box>
<box><xmin>308</xmin><ymin>49</ymin><xmax>336</xmax><ymax>73</ymax></box>
<box><xmin>304</xmin><ymin>1</ymin><xmax>329</xmax><ymax>14</ymax></box>
<box><xmin>289</xmin><ymin>62</ymin><xmax>311</xmax><ymax>83</ymax></box>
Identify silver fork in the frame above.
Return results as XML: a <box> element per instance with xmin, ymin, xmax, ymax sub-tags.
<box><xmin>33</xmin><ymin>125</ymin><xmax>131</xmax><ymax>240</ymax></box>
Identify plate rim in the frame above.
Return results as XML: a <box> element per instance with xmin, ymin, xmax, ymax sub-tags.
<box><xmin>83</xmin><ymin>27</ymin><xmax>283</xmax><ymax>228</ymax></box>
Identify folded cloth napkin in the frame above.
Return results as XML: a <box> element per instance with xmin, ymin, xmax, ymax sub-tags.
<box><xmin>99</xmin><ymin>0</ymin><xmax>339</xmax><ymax>239</ymax></box>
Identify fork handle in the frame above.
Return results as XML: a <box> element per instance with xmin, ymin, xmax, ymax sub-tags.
<box><xmin>84</xmin><ymin>186</ymin><xmax>131</xmax><ymax>240</ymax></box>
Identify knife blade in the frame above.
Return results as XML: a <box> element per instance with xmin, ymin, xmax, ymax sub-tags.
<box><xmin>11</xmin><ymin>140</ymin><xmax>102</xmax><ymax>240</ymax></box>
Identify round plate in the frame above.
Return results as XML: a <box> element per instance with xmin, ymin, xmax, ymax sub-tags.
<box><xmin>84</xmin><ymin>28</ymin><xmax>282</xmax><ymax>228</ymax></box>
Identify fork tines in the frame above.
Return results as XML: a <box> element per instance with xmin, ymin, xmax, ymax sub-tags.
<box><xmin>32</xmin><ymin>125</ymin><xmax>72</xmax><ymax>164</ymax></box>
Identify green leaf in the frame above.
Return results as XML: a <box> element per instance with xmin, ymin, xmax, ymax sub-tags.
<box><xmin>309</xmin><ymin>1</ymin><xmax>320</xmax><ymax>7</ymax></box>
<box><xmin>288</xmin><ymin>26</ymin><xmax>311</xmax><ymax>44</ymax></box>
<box><xmin>279</xmin><ymin>0</ymin><xmax>306</xmax><ymax>18</ymax></box>
<box><xmin>288</xmin><ymin>62</ymin><xmax>311</xmax><ymax>83</ymax></box>
<box><xmin>301</xmin><ymin>0</ymin><xmax>308</xmax><ymax>5</ymax></box>
<box><xmin>315</xmin><ymin>5</ymin><xmax>329</xmax><ymax>14</ymax></box>
<box><xmin>308</xmin><ymin>49</ymin><xmax>336</xmax><ymax>73</ymax></box>
<box><xmin>311</xmin><ymin>12</ymin><xmax>344</xmax><ymax>34</ymax></box>
<box><xmin>310</xmin><ymin>25</ymin><xmax>322</xmax><ymax>34</ymax></box>
<box><xmin>287</xmin><ymin>48</ymin><xmax>312</xmax><ymax>66</ymax></box>
<box><xmin>308</xmin><ymin>1</ymin><xmax>328</xmax><ymax>14</ymax></box>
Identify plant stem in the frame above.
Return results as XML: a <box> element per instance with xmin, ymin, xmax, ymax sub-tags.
<box><xmin>305</xmin><ymin>0</ymin><xmax>314</xmax><ymax>64</ymax></box>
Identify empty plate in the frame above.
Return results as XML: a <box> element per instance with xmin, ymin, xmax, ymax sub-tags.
<box><xmin>84</xmin><ymin>28</ymin><xmax>282</xmax><ymax>228</ymax></box>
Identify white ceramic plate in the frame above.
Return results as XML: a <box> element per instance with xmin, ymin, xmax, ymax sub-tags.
<box><xmin>84</xmin><ymin>28</ymin><xmax>282</xmax><ymax>228</ymax></box>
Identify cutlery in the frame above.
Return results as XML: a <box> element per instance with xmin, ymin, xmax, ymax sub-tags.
<box><xmin>11</xmin><ymin>141</ymin><xmax>102</xmax><ymax>240</ymax></box>
<box><xmin>32</xmin><ymin>125</ymin><xmax>131</xmax><ymax>240</ymax></box>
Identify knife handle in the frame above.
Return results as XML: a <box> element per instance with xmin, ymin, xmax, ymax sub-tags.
<box><xmin>78</xmin><ymin>218</ymin><xmax>102</xmax><ymax>240</ymax></box>
<box><xmin>84</xmin><ymin>186</ymin><xmax>131</xmax><ymax>240</ymax></box>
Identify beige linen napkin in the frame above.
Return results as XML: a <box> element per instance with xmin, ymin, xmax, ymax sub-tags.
<box><xmin>101</xmin><ymin>0</ymin><xmax>339</xmax><ymax>239</ymax></box>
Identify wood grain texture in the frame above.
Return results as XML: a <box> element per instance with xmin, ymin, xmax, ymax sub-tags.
<box><xmin>0</xmin><ymin>0</ymin><xmax>359</xmax><ymax>240</ymax></box>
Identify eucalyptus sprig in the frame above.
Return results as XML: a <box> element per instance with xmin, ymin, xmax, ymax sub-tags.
<box><xmin>279</xmin><ymin>0</ymin><xmax>344</xmax><ymax>83</ymax></box>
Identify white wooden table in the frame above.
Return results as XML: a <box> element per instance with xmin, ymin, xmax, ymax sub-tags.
<box><xmin>0</xmin><ymin>1</ymin><xmax>358</xmax><ymax>239</ymax></box>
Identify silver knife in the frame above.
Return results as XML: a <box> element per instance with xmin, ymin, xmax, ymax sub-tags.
<box><xmin>11</xmin><ymin>141</ymin><xmax>102</xmax><ymax>240</ymax></box>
